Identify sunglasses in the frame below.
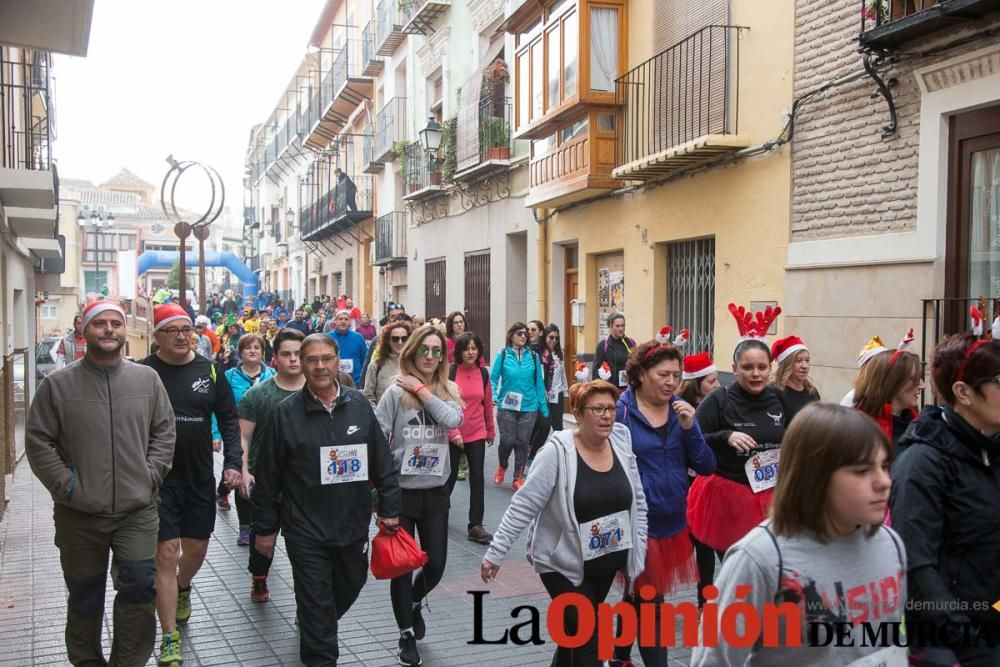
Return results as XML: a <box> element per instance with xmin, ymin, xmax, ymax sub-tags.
<box><xmin>416</xmin><ymin>345</ymin><xmax>443</xmax><ymax>358</ymax></box>
<box><xmin>390</xmin><ymin>335</ymin><xmax>409</xmax><ymax>343</ymax></box>
<box><xmin>513</xmin><ymin>330</ymin><xmax>527</xmax><ymax>337</ymax></box>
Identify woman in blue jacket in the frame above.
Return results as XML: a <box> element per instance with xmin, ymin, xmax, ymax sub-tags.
<box><xmin>613</xmin><ymin>340</ymin><xmax>715</xmax><ymax>667</ymax></box>
<box><xmin>491</xmin><ymin>321</ymin><xmax>549</xmax><ymax>491</ymax></box>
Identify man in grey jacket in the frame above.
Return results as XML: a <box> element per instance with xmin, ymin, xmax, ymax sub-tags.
<box><xmin>26</xmin><ymin>300</ymin><xmax>176</xmax><ymax>667</ymax></box>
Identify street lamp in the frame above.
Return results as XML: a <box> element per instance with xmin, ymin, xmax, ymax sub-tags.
<box><xmin>419</xmin><ymin>115</ymin><xmax>443</xmax><ymax>153</ymax></box>
<box><xmin>77</xmin><ymin>205</ymin><xmax>115</xmax><ymax>294</ymax></box>
<box><xmin>285</xmin><ymin>207</ymin><xmax>295</xmax><ymax>228</ymax></box>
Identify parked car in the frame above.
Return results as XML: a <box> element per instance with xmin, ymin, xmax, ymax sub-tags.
<box><xmin>36</xmin><ymin>336</ymin><xmax>61</xmax><ymax>379</ymax></box>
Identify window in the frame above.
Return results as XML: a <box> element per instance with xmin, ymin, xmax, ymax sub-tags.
<box><xmin>561</xmin><ymin>118</ymin><xmax>588</xmax><ymax>143</ymax></box>
<box><xmin>531</xmin><ymin>40</ymin><xmax>544</xmax><ymax>120</ymax></box>
<box><xmin>85</xmin><ymin>271</ymin><xmax>109</xmax><ymax>294</ymax></box>
<box><xmin>667</xmin><ymin>237</ymin><xmax>715</xmax><ymax>356</ymax></box>
<box><xmin>518</xmin><ymin>54</ymin><xmax>529</xmax><ymax>127</ymax></box>
<box><xmin>564</xmin><ymin>11</ymin><xmax>578</xmax><ymax>98</ymax></box>
<box><xmin>547</xmin><ymin>27</ymin><xmax>561</xmax><ymax>111</ymax></box>
<box><xmin>41</xmin><ymin>304</ymin><xmax>57</xmax><ymax>320</ymax></box>
<box><xmin>589</xmin><ymin>7</ymin><xmax>618</xmax><ymax>92</ymax></box>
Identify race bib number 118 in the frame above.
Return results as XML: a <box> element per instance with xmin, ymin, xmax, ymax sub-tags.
<box><xmin>320</xmin><ymin>445</ymin><xmax>368</xmax><ymax>485</ymax></box>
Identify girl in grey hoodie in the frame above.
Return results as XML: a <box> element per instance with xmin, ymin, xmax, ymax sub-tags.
<box><xmin>482</xmin><ymin>380</ymin><xmax>648</xmax><ymax>666</ymax></box>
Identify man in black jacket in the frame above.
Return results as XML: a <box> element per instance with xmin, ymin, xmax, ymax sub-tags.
<box><xmin>592</xmin><ymin>312</ymin><xmax>636</xmax><ymax>388</ymax></box>
<box><xmin>253</xmin><ymin>333</ymin><xmax>400</xmax><ymax>667</ymax></box>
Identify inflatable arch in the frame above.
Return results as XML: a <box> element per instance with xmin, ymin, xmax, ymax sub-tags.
<box><xmin>137</xmin><ymin>251</ymin><xmax>259</xmax><ymax>300</ymax></box>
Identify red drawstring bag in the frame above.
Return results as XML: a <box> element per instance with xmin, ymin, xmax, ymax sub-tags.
<box><xmin>370</xmin><ymin>522</ymin><xmax>428</xmax><ymax>580</ymax></box>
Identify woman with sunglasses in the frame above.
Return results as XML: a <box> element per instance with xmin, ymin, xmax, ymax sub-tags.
<box><xmin>613</xmin><ymin>341</ymin><xmax>715</xmax><ymax>667</ymax></box>
<box><xmin>890</xmin><ymin>335</ymin><xmax>1000</xmax><ymax>666</ymax></box>
<box><xmin>482</xmin><ymin>380</ymin><xmax>648</xmax><ymax>667</ymax></box>
<box><xmin>363</xmin><ymin>321</ymin><xmax>413</xmax><ymax>406</ymax></box>
<box><xmin>528</xmin><ymin>324</ymin><xmax>570</xmax><ymax>464</ymax></box>
<box><xmin>375</xmin><ymin>324</ymin><xmax>463</xmax><ymax>667</ymax></box>
<box><xmin>492</xmin><ymin>322</ymin><xmax>549</xmax><ymax>490</ymax></box>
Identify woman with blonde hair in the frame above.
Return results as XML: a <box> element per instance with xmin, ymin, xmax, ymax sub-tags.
<box><xmin>375</xmin><ymin>324</ymin><xmax>463</xmax><ymax>667</ymax></box>
<box><xmin>362</xmin><ymin>320</ymin><xmax>412</xmax><ymax>406</ymax></box>
<box><xmin>853</xmin><ymin>343</ymin><xmax>923</xmax><ymax>447</ymax></box>
<box><xmin>770</xmin><ymin>335</ymin><xmax>820</xmax><ymax>424</ymax></box>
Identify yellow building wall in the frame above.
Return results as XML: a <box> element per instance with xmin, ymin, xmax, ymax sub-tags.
<box><xmin>546</xmin><ymin>0</ymin><xmax>793</xmax><ymax>361</ymax></box>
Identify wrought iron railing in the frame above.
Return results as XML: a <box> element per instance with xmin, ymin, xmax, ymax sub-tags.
<box><xmin>860</xmin><ymin>0</ymin><xmax>936</xmax><ymax>32</ymax></box>
<box><xmin>402</xmin><ymin>142</ymin><xmax>443</xmax><ymax>194</ymax></box>
<box><xmin>363</xmin><ymin>21</ymin><xmax>379</xmax><ymax>68</ymax></box>
<box><xmin>364</xmin><ymin>131</ymin><xmax>379</xmax><ymax>168</ymax></box>
<box><xmin>615</xmin><ymin>25</ymin><xmax>745</xmax><ymax>168</ymax></box>
<box><xmin>375</xmin><ymin>97</ymin><xmax>409</xmax><ymax>159</ymax></box>
<box><xmin>457</xmin><ymin>97</ymin><xmax>512</xmax><ymax>172</ymax></box>
<box><xmin>376</xmin><ymin>0</ymin><xmax>404</xmax><ymax>53</ymax></box>
<box><xmin>300</xmin><ymin>174</ymin><xmax>374</xmax><ymax>239</ymax></box>
<box><xmin>373</xmin><ymin>212</ymin><xmax>408</xmax><ymax>265</ymax></box>
<box><xmin>1</xmin><ymin>49</ymin><xmax>52</xmax><ymax>171</ymax></box>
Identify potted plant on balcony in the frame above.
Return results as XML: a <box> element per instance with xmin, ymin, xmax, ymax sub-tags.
<box><xmin>398</xmin><ymin>0</ymin><xmax>416</xmax><ymax>16</ymax></box>
<box><xmin>486</xmin><ymin>117</ymin><xmax>510</xmax><ymax>161</ymax></box>
<box><xmin>483</xmin><ymin>59</ymin><xmax>510</xmax><ymax>117</ymax></box>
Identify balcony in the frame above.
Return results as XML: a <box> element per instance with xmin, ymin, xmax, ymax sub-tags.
<box><xmin>258</xmin><ymin>111</ymin><xmax>303</xmax><ymax>179</ymax></box>
<box><xmin>401</xmin><ymin>142</ymin><xmax>446</xmax><ymax>201</ymax></box>
<box><xmin>374</xmin><ymin>97</ymin><xmax>409</xmax><ymax>163</ymax></box>
<box><xmin>363</xmin><ymin>130</ymin><xmax>383</xmax><ymax>173</ymax></box>
<box><xmin>401</xmin><ymin>0</ymin><xmax>451</xmax><ymax>35</ymax></box>
<box><xmin>300</xmin><ymin>174</ymin><xmax>374</xmax><ymax>242</ymax></box>
<box><xmin>859</xmin><ymin>0</ymin><xmax>999</xmax><ymax>50</ymax></box>
<box><xmin>455</xmin><ymin>97</ymin><xmax>513</xmax><ymax>181</ymax></box>
<box><xmin>302</xmin><ymin>64</ymin><xmax>343</xmax><ymax>151</ymax></box>
<box><xmin>330</xmin><ymin>40</ymin><xmax>374</xmax><ymax>126</ymax></box>
<box><xmin>376</xmin><ymin>0</ymin><xmax>406</xmax><ymax>55</ymax></box>
<box><xmin>0</xmin><ymin>49</ymin><xmax>57</xmax><ymax>238</ymax></box>
<box><xmin>373</xmin><ymin>212</ymin><xmax>408</xmax><ymax>267</ymax></box>
<box><xmin>612</xmin><ymin>25</ymin><xmax>751</xmax><ymax>182</ymax></box>
<box><xmin>362</xmin><ymin>21</ymin><xmax>384</xmax><ymax>77</ymax></box>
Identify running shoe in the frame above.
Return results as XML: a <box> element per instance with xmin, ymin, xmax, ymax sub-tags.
<box><xmin>412</xmin><ymin>600</ymin><xmax>426</xmax><ymax>640</ymax></box>
<box><xmin>467</xmin><ymin>525</ymin><xmax>493</xmax><ymax>545</ymax></box>
<box><xmin>512</xmin><ymin>476</ymin><xmax>525</xmax><ymax>491</ymax></box>
<box><xmin>237</xmin><ymin>525</ymin><xmax>250</xmax><ymax>546</ymax></box>
<box><xmin>217</xmin><ymin>493</ymin><xmax>231</xmax><ymax>511</ymax></box>
<box><xmin>157</xmin><ymin>630</ymin><xmax>183</xmax><ymax>665</ymax></box>
<box><xmin>176</xmin><ymin>586</ymin><xmax>192</xmax><ymax>624</ymax></box>
<box><xmin>397</xmin><ymin>631</ymin><xmax>422</xmax><ymax>666</ymax></box>
<box><xmin>251</xmin><ymin>576</ymin><xmax>270</xmax><ymax>603</ymax></box>
<box><xmin>492</xmin><ymin>466</ymin><xmax>506</xmax><ymax>486</ymax></box>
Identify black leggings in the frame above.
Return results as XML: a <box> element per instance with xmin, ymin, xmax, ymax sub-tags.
<box><xmin>692</xmin><ymin>534</ymin><xmax>724</xmax><ymax>609</ymax></box>
<box><xmin>389</xmin><ymin>506</ymin><xmax>449</xmax><ymax>630</ymax></box>
<box><xmin>540</xmin><ymin>571</ymin><xmax>616</xmax><ymax>667</ymax></box>
<box><xmin>447</xmin><ymin>440</ymin><xmax>486</xmax><ymax>528</ymax></box>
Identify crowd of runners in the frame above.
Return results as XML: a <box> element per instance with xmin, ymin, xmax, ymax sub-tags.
<box><xmin>23</xmin><ymin>296</ymin><xmax>1000</xmax><ymax>667</ymax></box>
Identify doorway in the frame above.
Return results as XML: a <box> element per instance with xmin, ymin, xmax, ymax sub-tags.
<box><xmin>425</xmin><ymin>258</ymin><xmax>446</xmax><ymax>319</ymax></box>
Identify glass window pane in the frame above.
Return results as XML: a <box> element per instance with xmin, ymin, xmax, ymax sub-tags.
<box><xmin>547</xmin><ymin>28</ymin><xmax>560</xmax><ymax>111</ymax></box>
<box><xmin>564</xmin><ymin>12</ymin><xmax>578</xmax><ymax>99</ymax></box>
<box><xmin>598</xmin><ymin>112</ymin><xmax>614</xmax><ymax>132</ymax></box>
<box><xmin>518</xmin><ymin>53</ymin><xmax>529</xmax><ymax>128</ymax></box>
<box><xmin>560</xmin><ymin>118</ymin><xmax>588</xmax><ymax>143</ymax></box>
<box><xmin>589</xmin><ymin>7</ymin><xmax>617</xmax><ymax>92</ymax></box>
<box><xmin>547</xmin><ymin>0</ymin><xmax>572</xmax><ymax>20</ymax></box>
<box><xmin>534</xmin><ymin>133</ymin><xmax>556</xmax><ymax>157</ymax></box>
<box><xmin>968</xmin><ymin>148</ymin><xmax>1000</xmax><ymax>298</ymax></box>
<box><xmin>531</xmin><ymin>40</ymin><xmax>544</xmax><ymax>120</ymax></box>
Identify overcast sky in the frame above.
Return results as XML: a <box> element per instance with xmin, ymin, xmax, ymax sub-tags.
<box><xmin>54</xmin><ymin>0</ymin><xmax>326</xmax><ymax>214</ymax></box>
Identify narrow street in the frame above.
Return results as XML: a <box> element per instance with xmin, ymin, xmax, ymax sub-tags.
<box><xmin>0</xmin><ymin>440</ymin><xmax>696</xmax><ymax>666</ymax></box>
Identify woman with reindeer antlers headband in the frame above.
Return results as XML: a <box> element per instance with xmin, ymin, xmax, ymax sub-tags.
<box><xmin>688</xmin><ymin>304</ymin><xmax>790</xmax><ymax>592</ymax></box>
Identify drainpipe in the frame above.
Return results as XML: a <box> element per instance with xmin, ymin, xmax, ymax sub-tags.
<box><xmin>533</xmin><ymin>207</ymin><xmax>551</xmax><ymax>322</ymax></box>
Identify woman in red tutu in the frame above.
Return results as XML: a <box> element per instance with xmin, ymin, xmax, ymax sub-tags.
<box><xmin>613</xmin><ymin>338</ymin><xmax>716</xmax><ymax>667</ymax></box>
<box><xmin>689</xmin><ymin>335</ymin><xmax>788</xmax><ymax>568</ymax></box>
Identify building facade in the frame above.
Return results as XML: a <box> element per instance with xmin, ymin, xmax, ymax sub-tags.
<box><xmin>787</xmin><ymin>0</ymin><xmax>1000</xmax><ymax>398</ymax></box>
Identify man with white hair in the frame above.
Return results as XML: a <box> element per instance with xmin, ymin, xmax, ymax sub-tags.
<box><xmin>193</xmin><ymin>316</ymin><xmax>214</xmax><ymax>359</ymax></box>
<box><xmin>326</xmin><ymin>310</ymin><xmax>366</xmax><ymax>386</ymax></box>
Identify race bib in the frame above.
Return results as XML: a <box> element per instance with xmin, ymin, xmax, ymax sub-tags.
<box><xmin>502</xmin><ymin>391</ymin><xmax>524</xmax><ymax>411</ymax></box>
<box><xmin>546</xmin><ymin>388</ymin><xmax>559</xmax><ymax>404</ymax></box>
<box><xmin>618</xmin><ymin>370</ymin><xmax>628</xmax><ymax>387</ymax></box>
<box><xmin>401</xmin><ymin>443</ymin><xmax>447</xmax><ymax>477</ymax></box>
<box><xmin>845</xmin><ymin>646</ymin><xmax>907</xmax><ymax>667</ymax></box>
<box><xmin>320</xmin><ymin>445</ymin><xmax>368</xmax><ymax>485</ymax></box>
<box><xmin>745</xmin><ymin>449</ymin><xmax>781</xmax><ymax>493</ymax></box>
<box><xmin>579</xmin><ymin>509</ymin><xmax>632</xmax><ymax>561</ymax></box>
<box><xmin>339</xmin><ymin>358</ymin><xmax>354</xmax><ymax>374</ymax></box>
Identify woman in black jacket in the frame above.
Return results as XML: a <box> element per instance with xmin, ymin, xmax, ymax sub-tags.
<box><xmin>889</xmin><ymin>334</ymin><xmax>1000</xmax><ymax>667</ymax></box>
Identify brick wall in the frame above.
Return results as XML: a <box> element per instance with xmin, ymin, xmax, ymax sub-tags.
<box><xmin>791</xmin><ymin>0</ymin><xmax>1000</xmax><ymax>241</ymax></box>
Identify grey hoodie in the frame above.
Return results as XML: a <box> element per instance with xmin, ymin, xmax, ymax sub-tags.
<box><xmin>485</xmin><ymin>424</ymin><xmax>648</xmax><ymax>587</ymax></box>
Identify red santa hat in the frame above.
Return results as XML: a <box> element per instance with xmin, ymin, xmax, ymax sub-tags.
<box><xmin>597</xmin><ymin>361</ymin><xmax>612</xmax><ymax>381</ymax></box>
<box><xmin>655</xmin><ymin>326</ymin><xmax>673</xmax><ymax>345</ymax></box>
<box><xmin>153</xmin><ymin>303</ymin><xmax>192</xmax><ymax>333</ymax></box>
<box><xmin>673</xmin><ymin>328</ymin><xmax>690</xmax><ymax>347</ymax></box>
<box><xmin>682</xmin><ymin>352</ymin><xmax>717</xmax><ymax>381</ymax></box>
<box><xmin>81</xmin><ymin>300</ymin><xmax>126</xmax><ymax>330</ymax></box>
<box><xmin>771</xmin><ymin>335</ymin><xmax>808</xmax><ymax>365</ymax></box>
<box><xmin>574</xmin><ymin>361</ymin><xmax>591</xmax><ymax>383</ymax></box>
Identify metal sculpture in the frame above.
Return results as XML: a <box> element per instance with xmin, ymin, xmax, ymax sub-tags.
<box><xmin>159</xmin><ymin>156</ymin><xmax>226</xmax><ymax>312</ymax></box>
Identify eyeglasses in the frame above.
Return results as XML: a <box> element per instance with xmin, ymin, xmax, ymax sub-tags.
<box><xmin>304</xmin><ymin>355</ymin><xmax>337</xmax><ymax>365</ymax></box>
<box><xmin>160</xmin><ymin>327</ymin><xmax>194</xmax><ymax>338</ymax></box>
<box><xmin>416</xmin><ymin>345</ymin><xmax>443</xmax><ymax>358</ymax></box>
<box><xmin>513</xmin><ymin>330</ymin><xmax>527</xmax><ymax>337</ymax></box>
<box><xmin>547</xmin><ymin>335</ymin><xmax>559</xmax><ymax>341</ymax></box>
<box><xmin>390</xmin><ymin>335</ymin><xmax>409</xmax><ymax>343</ymax></box>
<box><xmin>580</xmin><ymin>406</ymin><xmax>615</xmax><ymax>417</ymax></box>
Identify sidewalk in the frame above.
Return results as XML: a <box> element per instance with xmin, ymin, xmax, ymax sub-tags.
<box><xmin>0</xmin><ymin>443</ymin><xmax>696</xmax><ymax>666</ymax></box>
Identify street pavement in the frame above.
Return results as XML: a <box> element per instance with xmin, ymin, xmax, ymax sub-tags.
<box><xmin>0</xmin><ymin>434</ymin><xmax>698</xmax><ymax>666</ymax></box>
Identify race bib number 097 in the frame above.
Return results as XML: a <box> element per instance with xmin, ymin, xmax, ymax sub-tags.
<box><xmin>321</xmin><ymin>445</ymin><xmax>368</xmax><ymax>485</ymax></box>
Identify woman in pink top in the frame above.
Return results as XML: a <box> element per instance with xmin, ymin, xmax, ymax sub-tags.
<box><xmin>448</xmin><ymin>332</ymin><xmax>496</xmax><ymax>544</ymax></box>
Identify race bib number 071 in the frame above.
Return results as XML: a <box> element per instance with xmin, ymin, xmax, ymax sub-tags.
<box><xmin>320</xmin><ymin>445</ymin><xmax>368</xmax><ymax>485</ymax></box>
<box><xmin>579</xmin><ymin>509</ymin><xmax>632</xmax><ymax>561</ymax></box>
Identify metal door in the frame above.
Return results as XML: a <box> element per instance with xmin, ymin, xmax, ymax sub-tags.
<box><xmin>667</xmin><ymin>237</ymin><xmax>716</xmax><ymax>356</ymax></box>
<box><xmin>425</xmin><ymin>259</ymin><xmax>446</xmax><ymax>320</ymax></box>
<box><xmin>464</xmin><ymin>251</ymin><xmax>491</xmax><ymax>357</ymax></box>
